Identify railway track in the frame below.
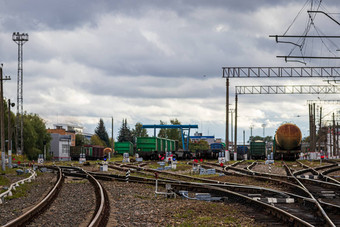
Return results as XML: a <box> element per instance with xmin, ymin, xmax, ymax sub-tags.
<box><xmin>101</xmin><ymin>162</ymin><xmax>337</xmax><ymax>226</ymax></box>
<box><xmin>2</xmin><ymin>166</ymin><xmax>110</xmax><ymax>227</ymax></box>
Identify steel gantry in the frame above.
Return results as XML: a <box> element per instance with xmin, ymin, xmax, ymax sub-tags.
<box><xmin>141</xmin><ymin>124</ymin><xmax>198</xmax><ymax>151</ymax></box>
<box><xmin>223</xmin><ymin>67</ymin><xmax>340</xmax><ymax>78</ymax></box>
<box><xmin>233</xmin><ymin>85</ymin><xmax>340</xmax><ymax>155</ymax></box>
<box><xmin>236</xmin><ymin>85</ymin><xmax>340</xmax><ymax>95</ymax></box>
<box><xmin>222</xmin><ymin>66</ymin><xmax>340</xmax><ymax>152</ymax></box>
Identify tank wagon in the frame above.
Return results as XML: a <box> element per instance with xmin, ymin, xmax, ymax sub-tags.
<box><xmin>136</xmin><ymin>137</ymin><xmax>177</xmax><ymax>159</ymax></box>
<box><xmin>273</xmin><ymin>123</ymin><xmax>302</xmax><ymax>160</ymax></box>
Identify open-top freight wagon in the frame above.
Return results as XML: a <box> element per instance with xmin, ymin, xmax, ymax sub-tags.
<box><xmin>136</xmin><ymin>137</ymin><xmax>177</xmax><ymax>160</ymax></box>
<box><xmin>250</xmin><ymin>141</ymin><xmax>266</xmax><ymax>160</ymax></box>
<box><xmin>70</xmin><ymin>145</ymin><xmax>105</xmax><ymax>160</ymax></box>
<box><xmin>114</xmin><ymin>141</ymin><xmax>134</xmax><ymax>156</ymax></box>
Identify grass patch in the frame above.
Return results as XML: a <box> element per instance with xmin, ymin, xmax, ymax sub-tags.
<box><xmin>6</xmin><ymin>181</ymin><xmax>32</xmax><ymax>200</ymax></box>
<box><xmin>0</xmin><ymin>175</ymin><xmax>10</xmax><ymax>186</ymax></box>
<box><xmin>134</xmin><ymin>194</ymin><xmax>149</xmax><ymax>200</ymax></box>
<box><xmin>198</xmin><ymin>216</ymin><xmax>212</xmax><ymax>222</ymax></box>
<box><xmin>174</xmin><ymin>209</ymin><xmax>194</xmax><ymax>219</ymax></box>
<box><xmin>224</xmin><ymin>215</ymin><xmax>237</xmax><ymax>223</ymax></box>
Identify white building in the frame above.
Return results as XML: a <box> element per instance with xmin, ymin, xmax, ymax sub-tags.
<box><xmin>50</xmin><ymin>133</ymin><xmax>71</xmax><ymax>161</ymax></box>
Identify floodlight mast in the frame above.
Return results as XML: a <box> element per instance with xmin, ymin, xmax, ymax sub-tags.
<box><xmin>12</xmin><ymin>32</ymin><xmax>28</xmax><ymax>156</ymax></box>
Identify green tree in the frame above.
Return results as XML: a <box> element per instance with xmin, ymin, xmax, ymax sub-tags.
<box><xmin>95</xmin><ymin>118</ymin><xmax>110</xmax><ymax>147</ymax></box>
<box><xmin>90</xmin><ymin>134</ymin><xmax>105</xmax><ymax>146</ymax></box>
<box><xmin>189</xmin><ymin>140</ymin><xmax>209</xmax><ymax>152</ymax></box>
<box><xmin>132</xmin><ymin>122</ymin><xmax>148</xmax><ymax>139</ymax></box>
<box><xmin>117</xmin><ymin>119</ymin><xmax>133</xmax><ymax>143</ymax></box>
<box><xmin>76</xmin><ymin>134</ymin><xmax>86</xmax><ymax>146</ymax></box>
<box><xmin>157</xmin><ymin>119</ymin><xmax>182</xmax><ymax>148</ymax></box>
<box><xmin>157</xmin><ymin>120</ymin><xmax>167</xmax><ymax>138</ymax></box>
<box><xmin>23</xmin><ymin>113</ymin><xmax>51</xmax><ymax>160</ymax></box>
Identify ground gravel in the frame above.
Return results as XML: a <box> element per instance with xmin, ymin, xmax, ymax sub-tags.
<box><xmin>0</xmin><ymin>171</ymin><xmax>56</xmax><ymax>225</ymax></box>
<box><xmin>102</xmin><ymin>180</ymin><xmax>265</xmax><ymax>226</ymax></box>
<box><xmin>252</xmin><ymin>162</ymin><xmax>287</xmax><ymax>175</ymax></box>
<box><xmin>27</xmin><ymin>176</ymin><xmax>96</xmax><ymax>227</ymax></box>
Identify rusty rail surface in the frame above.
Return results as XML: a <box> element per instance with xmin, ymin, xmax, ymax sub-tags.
<box><xmin>3</xmin><ymin>166</ymin><xmax>63</xmax><ymax>227</ymax></box>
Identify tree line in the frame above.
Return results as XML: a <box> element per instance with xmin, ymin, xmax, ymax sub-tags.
<box><xmin>90</xmin><ymin>118</ymin><xmax>209</xmax><ymax>153</ymax></box>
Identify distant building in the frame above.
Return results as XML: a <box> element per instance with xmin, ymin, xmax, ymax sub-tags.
<box><xmin>191</xmin><ymin>132</ymin><xmax>215</xmax><ymax>145</ymax></box>
<box><xmin>50</xmin><ymin>133</ymin><xmax>71</xmax><ymax>161</ymax></box>
<box><xmin>47</xmin><ymin>125</ymin><xmax>76</xmax><ymax>146</ymax></box>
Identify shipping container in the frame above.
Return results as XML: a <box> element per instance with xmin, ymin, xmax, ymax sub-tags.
<box><xmin>115</xmin><ymin>141</ymin><xmax>134</xmax><ymax>155</ymax></box>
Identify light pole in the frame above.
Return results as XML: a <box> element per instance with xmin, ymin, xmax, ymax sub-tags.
<box><xmin>8</xmin><ymin>99</ymin><xmax>15</xmax><ymax>168</ymax></box>
<box><xmin>0</xmin><ymin>65</ymin><xmax>11</xmax><ymax>171</ymax></box>
<box><xmin>12</xmin><ymin>32</ymin><xmax>28</xmax><ymax>156</ymax></box>
<box><xmin>262</xmin><ymin>123</ymin><xmax>266</xmax><ymax>138</ymax></box>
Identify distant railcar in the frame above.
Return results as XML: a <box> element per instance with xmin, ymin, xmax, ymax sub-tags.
<box><xmin>70</xmin><ymin>145</ymin><xmax>105</xmax><ymax>160</ymax></box>
<box><xmin>237</xmin><ymin>145</ymin><xmax>249</xmax><ymax>159</ymax></box>
<box><xmin>250</xmin><ymin>141</ymin><xmax>266</xmax><ymax>160</ymax></box>
<box><xmin>115</xmin><ymin>141</ymin><xmax>134</xmax><ymax>156</ymax></box>
<box><xmin>210</xmin><ymin>143</ymin><xmax>225</xmax><ymax>158</ymax></box>
<box><xmin>136</xmin><ymin>137</ymin><xmax>176</xmax><ymax>159</ymax></box>
<box><xmin>274</xmin><ymin>123</ymin><xmax>302</xmax><ymax>160</ymax></box>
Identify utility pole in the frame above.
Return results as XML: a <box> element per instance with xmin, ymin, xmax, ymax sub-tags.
<box><xmin>234</xmin><ymin>94</ymin><xmax>238</xmax><ymax>159</ymax></box>
<box><xmin>0</xmin><ymin>66</ymin><xmax>4</xmax><ymax>171</ymax></box>
<box><xmin>262</xmin><ymin>124</ymin><xmax>266</xmax><ymax>138</ymax></box>
<box><xmin>12</xmin><ymin>32</ymin><xmax>28</xmax><ymax>156</ymax></box>
<box><xmin>318</xmin><ymin>107</ymin><xmax>322</xmax><ymax>153</ymax></box>
<box><xmin>111</xmin><ymin>117</ymin><xmax>114</xmax><ymax>158</ymax></box>
<box><xmin>8</xmin><ymin>99</ymin><xmax>15</xmax><ymax>168</ymax></box>
<box><xmin>230</xmin><ymin>109</ymin><xmax>234</xmax><ymax>150</ymax></box>
<box><xmin>333</xmin><ymin>113</ymin><xmax>336</xmax><ymax>157</ymax></box>
<box><xmin>226</xmin><ymin>78</ymin><xmax>229</xmax><ymax>150</ymax></box>
<box><xmin>0</xmin><ymin>65</ymin><xmax>11</xmax><ymax>171</ymax></box>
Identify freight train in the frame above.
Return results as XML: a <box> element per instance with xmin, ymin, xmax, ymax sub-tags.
<box><xmin>135</xmin><ymin>137</ymin><xmax>178</xmax><ymax>159</ymax></box>
<box><xmin>273</xmin><ymin>123</ymin><xmax>302</xmax><ymax>160</ymax></box>
<box><xmin>70</xmin><ymin>145</ymin><xmax>107</xmax><ymax>160</ymax></box>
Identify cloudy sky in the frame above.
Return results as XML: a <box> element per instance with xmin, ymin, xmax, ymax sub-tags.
<box><xmin>1</xmin><ymin>0</ymin><xmax>340</xmax><ymax>143</ymax></box>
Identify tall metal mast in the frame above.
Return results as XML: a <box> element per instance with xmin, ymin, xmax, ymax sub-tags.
<box><xmin>12</xmin><ymin>32</ymin><xmax>28</xmax><ymax>155</ymax></box>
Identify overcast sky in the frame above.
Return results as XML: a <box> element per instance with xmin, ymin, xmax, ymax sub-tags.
<box><xmin>1</xmin><ymin>0</ymin><xmax>340</xmax><ymax>143</ymax></box>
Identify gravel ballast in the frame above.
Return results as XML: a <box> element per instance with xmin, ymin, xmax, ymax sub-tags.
<box><xmin>0</xmin><ymin>171</ymin><xmax>56</xmax><ymax>225</ymax></box>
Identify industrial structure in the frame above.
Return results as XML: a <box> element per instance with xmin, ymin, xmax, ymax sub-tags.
<box><xmin>12</xmin><ymin>32</ymin><xmax>29</xmax><ymax>155</ymax></box>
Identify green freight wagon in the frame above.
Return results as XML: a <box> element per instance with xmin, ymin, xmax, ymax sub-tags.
<box><xmin>136</xmin><ymin>137</ymin><xmax>162</xmax><ymax>159</ymax></box>
<box><xmin>136</xmin><ymin>137</ymin><xmax>178</xmax><ymax>159</ymax></box>
<box><xmin>250</xmin><ymin>141</ymin><xmax>266</xmax><ymax>160</ymax></box>
<box><xmin>166</xmin><ymin>139</ymin><xmax>175</xmax><ymax>151</ymax></box>
<box><xmin>115</xmin><ymin>141</ymin><xmax>134</xmax><ymax>155</ymax></box>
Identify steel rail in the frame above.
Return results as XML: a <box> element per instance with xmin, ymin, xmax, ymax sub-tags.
<box><xmin>97</xmin><ymin>164</ymin><xmax>340</xmax><ymax>221</ymax></box>
<box><xmin>60</xmin><ymin>167</ymin><xmax>110</xmax><ymax>227</ymax></box>
<box><xmin>104</xmin><ymin>166</ymin><xmax>314</xmax><ymax>226</ymax></box>
<box><xmin>3</xmin><ymin>166</ymin><xmax>63</xmax><ymax>227</ymax></box>
<box><xmin>295</xmin><ymin>161</ymin><xmax>340</xmax><ymax>185</ymax></box>
<box><xmin>284</xmin><ymin>163</ymin><xmax>336</xmax><ymax>227</ymax></box>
